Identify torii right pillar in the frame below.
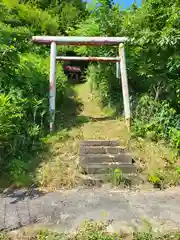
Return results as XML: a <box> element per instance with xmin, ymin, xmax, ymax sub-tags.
<box><xmin>119</xmin><ymin>43</ymin><xmax>131</xmax><ymax>131</ymax></box>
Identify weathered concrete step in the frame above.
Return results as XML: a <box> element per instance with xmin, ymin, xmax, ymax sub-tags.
<box><xmin>80</xmin><ymin>154</ymin><xmax>132</xmax><ymax>164</ymax></box>
<box><xmin>79</xmin><ymin>174</ymin><xmax>103</xmax><ymax>186</ymax></box>
<box><xmin>82</xmin><ymin>163</ymin><xmax>137</xmax><ymax>174</ymax></box>
<box><xmin>80</xmin><ymin>173</ymin><xmax>144</xmax><ymax>186</ymax></box>
<box><xmin>80</xmin><ymin>140</ymin><xmax>119</xmax><ymax>146</ymax></box>
<box><xmin>80</xmin><ymin>146</ymin><xmax>126</xmax><ymax>154</ymax></box>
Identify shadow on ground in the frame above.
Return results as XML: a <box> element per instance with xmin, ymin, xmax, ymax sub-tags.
<box><xmin>55</xmin><ymin>86</ymin><xmax>89</xmax><ymax>132</ymax></box>
<box><xmin>55</xmin><ymin>87</ymin><xmax>119</xmax><ymax>133</ymax></box>
<box><xmin>87</xmin><ymin>116</ymin><xmax>117</xmax><ymax>122</ymax></box>
<box><xmin>0</xmin><ymin>84</ymin><xmax>121</xmax><ymax>190</ymax></box>
<box><xmin>0</xmin><ymin>85</ymin><xmax>87</xmax><ymax>190</ymax></box>
<box><xmin>2</xmin><ymin>188</ymin><xmax>46</xmax><ymax>204</ymax></box>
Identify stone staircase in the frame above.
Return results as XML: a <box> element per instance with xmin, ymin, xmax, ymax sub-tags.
<box><xmin>79</xmin><ymin>140</ymin><xmax>138</xmax><ymax>186</ymax></box>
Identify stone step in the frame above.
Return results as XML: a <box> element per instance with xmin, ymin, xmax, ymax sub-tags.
<box><xmin>80</xmin><ymin>146</ymin><xmax>127</xmax><ymax>155</ymax></box>
<box><xmin>79</xmin><ymin>174</ymin><xmax>103</xmax><ymax>187</ymax></box>
<box><xmin>80</xmin><ymin>140</ymin><xmax>119</xmax><ymax>147</ymax></box>
<box><xmin>80</xmin><ymin>173</ymin><xmax>144</xmax><ymax>187</ymax></box>
<box><xmin>81</xmin><ymin>163</ymin><xmax>137</xmax><ymax>174</ymax></box>
<box><xmin>80</xmin><ymin>153</ymin><xmax>132</xmax><ymax>164</ymax></box>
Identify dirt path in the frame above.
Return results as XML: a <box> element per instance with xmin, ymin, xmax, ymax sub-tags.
<box><xmin>75</xmin><ymin>83</ymin><xmax>129</xmax><ymax>144</ymax></box>
<box><xmin>1</xmin><ymin>187</ymin><xmax>180</xmax><ymax>232</ymax></box>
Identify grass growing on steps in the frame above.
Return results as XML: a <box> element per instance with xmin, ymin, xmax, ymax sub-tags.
<box><xmin>35</xmin><ymin>82</ymin><xmax>180</xmax><ymax>189</ymax></box>
<box><xmin>36</xmin><ymin>82</ymin><xmax>130</xmax><ymax>189</ymax></box>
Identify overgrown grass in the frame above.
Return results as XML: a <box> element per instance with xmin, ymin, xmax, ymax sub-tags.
<box><xmin>4</xmin><ymin>79</ymin><xmax>178</xmax><ymax>190</ymax></box>
<box><xmin>130</xmin><ymin>138</ymin><xmax>180</xmax><ymax>189</ymax></box>
<box><xmin>35</xmin><ymin>83</ymin><xmax>131</xmax><ymax>189</ymax></box>
<box><xmin>0</xmin><ymin>86</ymin><xmax>80</xmax><ymax>190</ymax></box>
<box><xmin>1</xmin><ymin>78</ymin><xmax>174</xmax><ymax>190</ymax></box>
<box><xmin>0</xmin><ymin>0</ymin><xmax>69</xmax><ymax>189</ymax></box>
<box><xmin>130</xmin><ymin>95</ymin><xmax>180</xmax><ymax>189</ymax></box>
<box><xmin>3</xmin><ymin>221</ymin><xmax>180</xmax><ymax>240</ymax></box>
<box><xmin>35</xmin><ymin>82</ymin><xmax>180</xmax><ymax>189</ymax></box>
<box><xmin>35</xmin><ymin>87</ymin><xmax>85</xmax><ymax>189</ymax></box>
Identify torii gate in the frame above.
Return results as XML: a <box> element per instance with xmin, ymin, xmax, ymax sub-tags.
<box><xmin>32</xmin><ymin>36</ymin><xmax>130</xmax><ymax>132</ymax></box>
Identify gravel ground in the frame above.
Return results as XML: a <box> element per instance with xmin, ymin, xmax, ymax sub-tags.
<box><xmin>0</xmin><ymin>187</ymin><xmax>180</xmax><ymax>233</ymax></box>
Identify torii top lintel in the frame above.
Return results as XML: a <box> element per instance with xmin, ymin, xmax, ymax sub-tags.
<box><xmin>32</xmin><ymin>36</ymin><xmax>128</xmax><ymax>46</ymax></box>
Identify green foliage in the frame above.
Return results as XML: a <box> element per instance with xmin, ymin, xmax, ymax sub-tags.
<box><xmin>122</xmin><ymin>0</ymin><xmax>180</xmax><ymax>108</ymax></box>
<box><xmin>0</xmin><ymin>233</ymin><xmax>10</xmax><ymax>240</ymax></box>
<box><xmin>132</xmin><ymin>95</ymin><xmax>180</xmax><ymax>187</ymax></box>
<box><xmin>19</xmin><ymin>0</ymin><xmax>88</xmax><ymax>34</ymax></box>
<box><xmin>134</xmin><ymin>231</ymin><xmax>154</xmax><ymax>240</ymax></box>
<box><xmin>0</xmin><ymin>92</ymin><xmax>30</xmax><ymax>158</ymax></box>
<box><xmin>8</xmin><ymin>157</ymin><xmax>33</xmax><ymax>186</ymax></box>
<box><xmin>72</xmin><ymin>0</ymin><xmax>180</xmax><ymax>157</ymax></box>
<box><xmin>134</xmin><ymin>231</ymin><xmax>180</xmax><ymax>240</ymax></box>
<box><xmin>0</xmin><ymin>0</ymin><xmax>68</xmax><ymax>185</ymax></box>
<box><xmin>70</xmin><ymin>0</ymin><xmax>124</xmax><ymax>107</ymax></box>
<box><xmin>2</xmin><ymin>0</ymin><xmax>59</xmax><ymax>34</ymax></box>
<box><xmin>111</xmin><ymin>168</ymin><xmax>123</xmax><ymax>186</ymax></box>
<box><xmin>0</xmin><ymin>221</ymin><xmax>180</xmax><ymax>240</ymax></box>
<box><xmin>148</xmin><ymin>175</ymin><xmax>161</xmax><ymax>185</ymax></box>
<box><xmin>69</xmin><ymin>221</ymin><xmax>121</xmax><ymax>240</ymax></box>
<box><xmin>176</xmin><ymin>166</ymin><xmax>180</xmax><ymax>174</ymax></box>
<box><xmin>1</xmin><ymin>0</ymin><xmax>180</xmax><ymax>188</ymax></box>
<box><xmin>132</xmin><ymin>95</ymin><xmax>180</xmax><ymax>152</ymax></box>
<box><xmin>87</xmin><ymin>64</ymin><xmax>122</xmax><ymax>109</ymax></box>
<box><xmin>0</xmin><ymin>48</ymin><xmax>67</xmax><ymax>167</ymax></box>
<box><xmin>148</xmin><ymin>174</ymin><xmax>162</xmax><ymax>189</ymax></box>
<box><xmin>35</xmin><ymin>230</ymin><xmax>65</xmax><ymax>240</ymax></box>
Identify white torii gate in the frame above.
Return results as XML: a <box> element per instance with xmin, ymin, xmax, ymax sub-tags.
<box><xmin>32</xmin><ymin>36</ymin><xmax>130</xmax><ymax>132</ymax></box>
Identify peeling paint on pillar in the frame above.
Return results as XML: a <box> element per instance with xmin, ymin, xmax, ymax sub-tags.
<box><xmin>116</xmin><ymin>59</ymin><xmax>120</xmax><ymax>79</ymax></box>
<box><xmin>49</xmin><ymin>42</ymin><xmax>56</xmax><ymax>132</ymax></box>
<box><xmin>119</xmin><ymin>43</ymin><xmax>131</xmax><ymax>130</ymax></box>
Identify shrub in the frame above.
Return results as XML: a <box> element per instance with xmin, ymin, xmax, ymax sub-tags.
<box><xmin>0</xmin><ymin>91</ymin><xmax>40</xmax><ymax>170</ymax></box>
<box><xmin>0</xmin><ymin>0</ymin><xmax>69</xmax><ymax>185</ymax></box>
<box><xmin>2</xmin><ymin>0</ymin><xmax>59</xmax><ymax>35</ymax></box>
<box><xmin>0</xmin><ymin>48</ymin><xmax>67</xmax><ymax>179</ymax></box>
<box><xmin>73</xmin><ymin>0</ymin><xmax>180</xmax><ymax>156</ymax></box>
<box><xmin>132</xmin><ymin>95</ymin><xmax>180</xmax><ymax>152</ymax></box>
<box><xmin>87</xmin><ymin>64</ymin><xmax>123</xmax><ymax>110</ymax></box>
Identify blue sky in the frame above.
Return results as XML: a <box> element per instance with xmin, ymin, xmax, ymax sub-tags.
<box><xmin>114</xmin><ymin>0</ymin><xmax>141</xmax><ymax>8</ymax></box>
<box><xmin>86</xmin><ymin>0</ymin><xmax>141</xmax><ymax>8</ymax></box>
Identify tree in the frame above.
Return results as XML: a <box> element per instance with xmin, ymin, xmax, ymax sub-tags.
<box><xmin>98</xmin><ymin>0</ymin><xmax>114</xmax><ymax>8</ymax></box>
<box><xmin>0</xmin><ymin>0</ymin><xmax>67</xmax><ymax>176</ymax></box>
<box><xmin>20</xmin><ymin>0</ymin><xmax>88</xmax><ymax>33</ymax></box>
<box><xmin>122</xmin><ymin>0</ymin><xmax>180</xmax><ymax>107</ymax></box>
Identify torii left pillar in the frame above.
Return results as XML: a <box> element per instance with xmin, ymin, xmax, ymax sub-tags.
<box><xmin>49</xmin><ymin>42</ymin><xmax>56</xmax><ymax>132</ymax></box>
